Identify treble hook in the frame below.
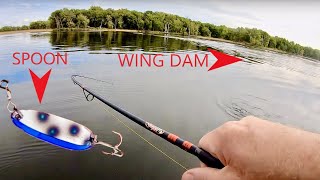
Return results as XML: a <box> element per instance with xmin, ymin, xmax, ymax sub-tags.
<box><xmin>94</xmin><ymin>131</ymin><xmax>124</xmax><ymax>157</ymax></box>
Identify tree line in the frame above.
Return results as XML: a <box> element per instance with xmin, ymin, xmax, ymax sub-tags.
<box><xmin>1</xmin><ymin>6</ymin><xmax>319</xmax><ymax>60</ymax></box>
<box><xmin>0</xmin><ymin>21</ymin><xmax>50</xmax><ymax>32</ymax></box>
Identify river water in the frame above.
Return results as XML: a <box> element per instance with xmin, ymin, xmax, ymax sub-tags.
<box><xmin>0</xmin><ymin>31</ymin><xmax>319</xmax><ymax>179</ymax></box>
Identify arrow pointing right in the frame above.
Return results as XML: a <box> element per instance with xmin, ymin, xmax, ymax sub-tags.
<box><xmin>207</xmin><ymin>48</ymin><xmax>242</xmax><ymax>71</ymax></box>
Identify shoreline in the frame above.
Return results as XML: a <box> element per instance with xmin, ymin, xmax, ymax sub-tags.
<box><xmin>0</xmin><ymin>29</ymin><xmax>53</xmax><ymax>35</ymax></box>
<box><xmin>0</xmin><ymin>28</ymin><xmax>296</xmax><ymax>58</ymax></box>
<box><xmin>0</xmin><ymin>28</ymin><xmax>156</xmax><ymax>35</ymax></box>
<box><xmin>0</xmin><ymin>28</ymin><xmax>242</xmax><ymax>48</ymax></box>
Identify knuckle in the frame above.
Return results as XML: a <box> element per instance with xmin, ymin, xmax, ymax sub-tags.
<box><xmin>221</xmin><ymin>121</ymin><xmax>240</xmax><ymax>131</ymax></box>
<box><xmin>181</xmin><ymin>171</ymin><xmax>193</xmax><ymax>180</ymax></box>
<box><xmin>198</xmin><ymin>133</ymin><xmax>210</xmax><ymax>147</ymax></box>
<box><xmin>245</xmin><ymin>115</ymin><xmax>256</xmax><ymax>119</ymax></box>
<box><xmin>221</xmin><ymin>120</ymin><xmax>248</xmax><ymax>137</ymax></box>
<box><xmin>240</xmin><ymin>116</ymin><xmax>256</xmax><ymax>124</ymax></box>
<box><xmin>198</xmin><ymin>129</ymin><xmax>221</xmax><ymax>148</ymax></box>
<box><xmin>198</xmin><ymin>120</ymin><xmax>250</xmax><ymax>150</ymax></box>
<box><xmin>242</xmin><ymin>115</ymin><xmax>258</xmax><ymax>121</ymax></box>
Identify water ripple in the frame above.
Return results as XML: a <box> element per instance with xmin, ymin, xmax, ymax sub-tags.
<box><xmin>217</xmin><ymin>94</ymin><xmax>282</xmax><ymax>120</ymax></box>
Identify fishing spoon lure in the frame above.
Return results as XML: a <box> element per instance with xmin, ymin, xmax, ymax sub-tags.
<box><xmin>0</xmin><ymin>80</ymin><xmax>123</xmax><ymax>157</ymax></box>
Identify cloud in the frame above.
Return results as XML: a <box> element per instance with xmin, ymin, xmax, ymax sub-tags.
<box><xmin>0</xmin><ymin>0</ymin><xmax>319</xmax><ymax>49</ymax></box>
<box><xmin>19</xmin><ymin>2</ymin><xmax>32</xmax><ymax>9</ymax></box>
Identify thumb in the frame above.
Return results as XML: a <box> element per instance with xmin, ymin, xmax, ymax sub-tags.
<box><xmin>182</xmin><ymin>167</ymin><xmax>239</xmax><ymax>180</ymax></box>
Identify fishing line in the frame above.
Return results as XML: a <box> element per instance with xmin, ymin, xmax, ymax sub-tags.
<box><xmin>76</xmin><ymin>75</ymin><xmax>188</xmax><ymax>170</ymax></box>
<box><xmin>0</xmin><ymin>78</ymin><xmax>187</xmax><ymax>170</ymax></box>
<box><xmin>1</xmin><ymin>75</ymin><xmax>224</xmax><ymax>169</ymax></box>
<box><xmin>95</xmin><ymin>100</ymin><xmax>188</xmax><ymax>170</ymax></box>
<box><xmin>73</xmin><ymin>75</ymin><xmax>114</xmax><ymax>85</ymax></box>
<box><xmin>72</xmin><ymin>75</ymin><xmax>224</xmax><ymax>169</ymax></box>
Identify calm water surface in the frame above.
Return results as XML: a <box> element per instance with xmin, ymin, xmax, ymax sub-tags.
<box><xmin>0</xmin><ymin>31</ymin><xmax>319</xmax><ymax>179</ymax></box>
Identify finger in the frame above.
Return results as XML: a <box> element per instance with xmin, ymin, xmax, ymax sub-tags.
<box><xmin>182</xmin><ymin>167</ymin><xmax>220</xmax><ymax>180</ymax></box>
<box><xmin>199</xmin><ymin>121</ymin><xmax>246</xmax><ymax>165</ymax></box>
<box><xmin>198</xmin><ymin>129</ymin><xmax>222</xmax><ymax>159</ymax></box>
<box><xmin>200</xmin><ymin>162</ymin><xmax>207</xmax><ymax>168</ymax></box>
<box><xmin>181</xmin><ymin>167</ymin><xmax>240</xmax><ymax>180</ymax></box>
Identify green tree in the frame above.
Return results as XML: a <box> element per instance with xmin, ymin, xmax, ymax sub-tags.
<box><xmin>85</xmin><ymin>6</ymin><xmax>105</xmax><ymax>28</ymax></box>
<box><xmin>49</xmin><ymin>10</ymin><xmax>63</xmax><ymax>29</ymax></box>
<box><xmin>43</xmin><ymin>6</ymin><xmax>320</xmax><ymax>60</ymax></box>
<box><xmin>268</xmin><ymin>37</ymin><xmax>277</xmax><ymax>48</ymax></box>
<box><xmin>106</xmin><ymin>15</ymin><xmax>113</xmax><ymax>28</ymax></box>
<box><xmin>29</xmin><ymin>21</ymin><xmax>50</xmax><ymax>29</ymax></box>
<box><xmin>199</xmin><ymin>24</ymin><xmax>211</xmax><ymax>37</ymax></box>
<box><xmin>76</xmin><ymin>14</ymin><xmax>89</xmax><ymax>28</ymax></box>
<box><xmin>61</xmin><ymin>8</ymin><xmax>76</xmax><ymax>28</ymax></box>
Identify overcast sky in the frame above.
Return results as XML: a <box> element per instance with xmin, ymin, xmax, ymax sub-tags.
<box><xmin>1</xmin><ymin>0</ymin><xmax>319</xmax><ymax>49</ymax></box>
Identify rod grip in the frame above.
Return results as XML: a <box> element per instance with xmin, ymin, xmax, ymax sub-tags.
<box><xmin>197</xmin><ymin>148</ymin><xmax>224</xmax><ymax>169</ymax></box>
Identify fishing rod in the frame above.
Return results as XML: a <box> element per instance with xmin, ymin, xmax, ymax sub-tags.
<box><xmin>71</xmin><ymin>75</ymin><xmax>224</xmax><ymax>169</ymax></box>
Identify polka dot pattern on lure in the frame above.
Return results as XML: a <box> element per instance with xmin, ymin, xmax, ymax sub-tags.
<box><xmin>48</xmin><ymin>126</ymin><xmax>59</xmax><ymax>137</ymax></box>
<box><xmin>10</xmin><ymin>110</ymin><xmax>123</xmax><ymax>157</ymax></box>
<box><xmin>38</xmin><ymin>112</ymin><xmax>49</xmax><ymax>122</ymax></box>
<box><xmin>70</xmin><ymin>125</ymin><xmax>80</xmax><ymax>136</ymax></box>
<box><xmin>2</xmin><ymin>79</ymin><xmax>123</xmax><ymax>158</ymax></box>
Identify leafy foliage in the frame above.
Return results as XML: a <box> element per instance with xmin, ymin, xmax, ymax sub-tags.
<box><xmin>0</xmin><ymin>25</ymin><xmax>29</xmax><ymax>32</ymax></box>
<box><xmin>1</xmin><ymin>6</ymin><xmax>320</xmax><ymax>60</ymax></box>
<box><xmin>30</xmin><ymin>21</ymin><xmax>50</xmax><ymax>29</ymax></box>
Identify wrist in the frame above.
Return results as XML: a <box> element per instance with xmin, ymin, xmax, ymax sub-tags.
<box><xmin>298</xmin><ymin>132</ymin><xmax>320</xmax><ymax>179</ymax></box>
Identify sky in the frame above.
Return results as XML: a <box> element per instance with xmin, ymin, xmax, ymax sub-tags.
<box><xmin>0</xmin><ymin>0</ymin><xmax>319</xmax><ymax>49</ymax></box>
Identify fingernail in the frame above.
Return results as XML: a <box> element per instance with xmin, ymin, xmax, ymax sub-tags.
<box><xmin>182</xmin><ymin>172</ymin><xmax>194</xmax><ymax>180</ymax></box>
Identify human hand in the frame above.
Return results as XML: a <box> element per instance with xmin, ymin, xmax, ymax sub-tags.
<box><xmin>182</xmin><ymin>116</ymin><xmax>320</xmax><ymax>180</ymax></box>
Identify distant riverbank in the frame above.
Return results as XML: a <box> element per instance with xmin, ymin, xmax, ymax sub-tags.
<box><xmin>0</xmin><ymin>28</ymin><xmax>289</xmax><ymax>56</ymax></box>
<box><xmin>0</xmin><ymin>28</ymin><xmax>237</xmax><ymax>43</ymax></box>
<box><xmin>0</xmin><ymin>28</ymin><xmax>152</xmax><ymax>35</ymax></box>
<box><xmin>0</xmin><ymin>29</ymin><xmax>52</xmax><ymax>35</ymax></box>
<box><xmin>1</xmin><ymin>7</ymin><xmax>319</xmax><ymax>60</ymax></box>
<box><xmin>0</xmin><ymin>28</ymin><xmax>246</xmax><ymax>48</ymax></box>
